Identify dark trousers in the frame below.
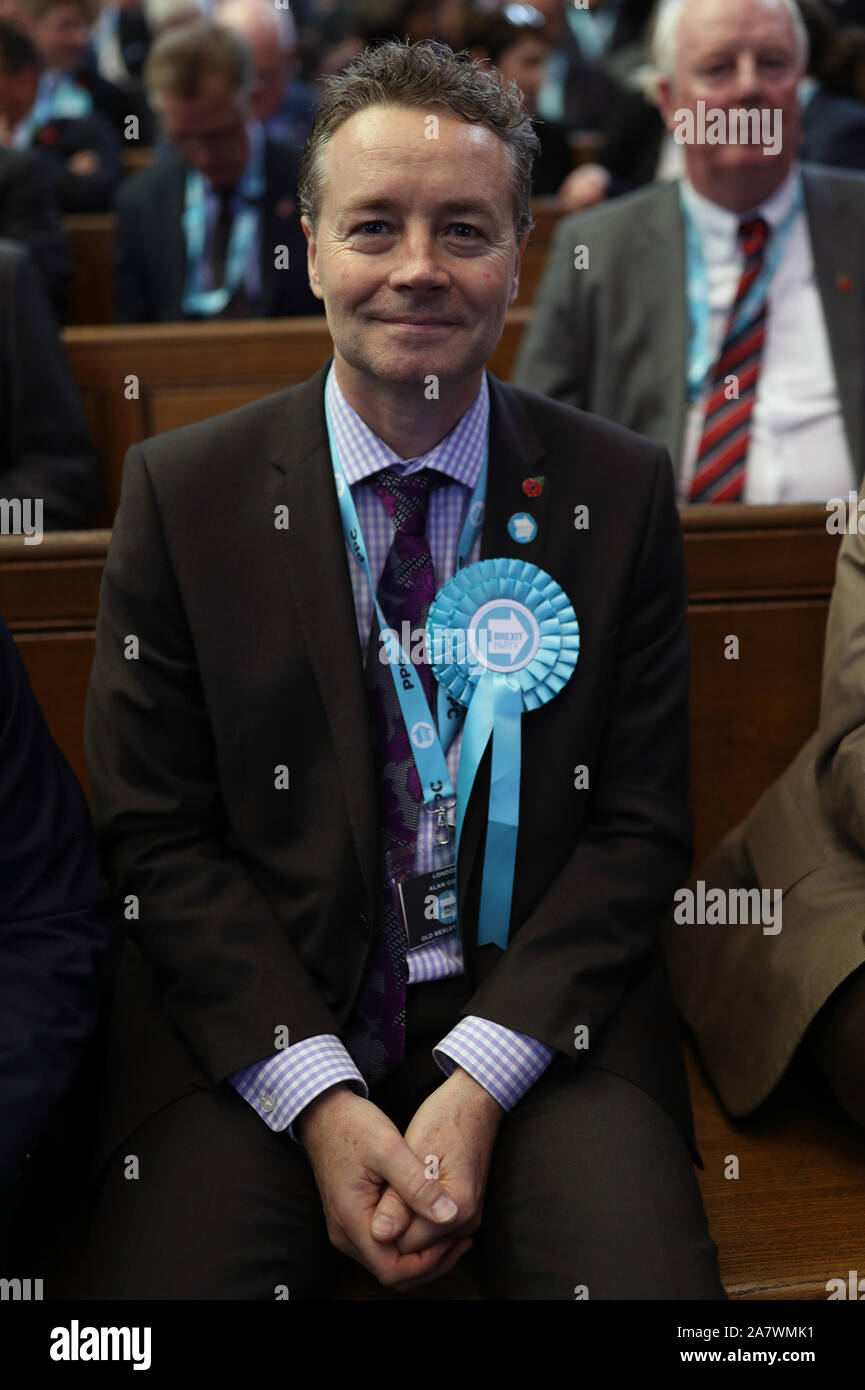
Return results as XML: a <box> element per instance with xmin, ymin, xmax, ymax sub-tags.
<box><xmin>71</xmin><ymin>975</ymin><xmax>726</xmax><ymax>1300</ymax></box>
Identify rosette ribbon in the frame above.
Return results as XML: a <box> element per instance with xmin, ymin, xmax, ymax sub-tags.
<box><xmin>426</xmin><ymin>558</ymin><xmax>580</xmax><ymax>950</ymax></box>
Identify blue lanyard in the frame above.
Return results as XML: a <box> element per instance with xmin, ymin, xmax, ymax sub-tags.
<box><xmin>680</xmin><ymin>175</ymin><xmax>804</xmax><ymax>400</ymax></box>
<box><xmin>182</xmin><ymin>122</ymin><xmax>264</xmax><ymax>316</ymax></box>
<box><xmin>324</xmin><ymin>388</ymin><xmax>488</xmax><ymax>826</ymax></box>
<box><xmin>13</xmin><ymin>71</ymin><xmax>91</xmax><ymax>148</ymax></box>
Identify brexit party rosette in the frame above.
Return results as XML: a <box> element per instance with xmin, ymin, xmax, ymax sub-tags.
<box><xmin>426</xmin><ymin>558</ymin><xmax>580</xmax><ymax>949</ymax></box>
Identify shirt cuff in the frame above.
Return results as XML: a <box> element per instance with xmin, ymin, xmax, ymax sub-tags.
<box><xmin>228</xmin><ymin>1035</ymin><xmax>368</xmax><ymax>1145</ymax></box>
<box><xmin>433</xmin><ymin>1015</ymin><xmax>556</xmax><ymax>1112</ymax></box>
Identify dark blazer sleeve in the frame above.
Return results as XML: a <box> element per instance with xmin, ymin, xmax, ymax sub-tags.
<box><xmin>46</xmin><ymin>114</ymin><xmax>122</xmax><ymax>215</ymax></box>
<box><xmin>0</xmin><ymin>612</ymin><xmax>115</xmax><ymax>1190</ymax></box>
<box><xmin>84</xmin><ymin>443</ymin><xmax>344</xmax><ymax>1088</ymax></box>
<box><xmin>460</xmin><ymin>447</ymin><xmax>693</xmax><ymax>1057</ymax></box>
<box><xmin>112</xmin><ymin>175</ymin><xmax>147</xmax><ymax>323</ymax></box>
<box><xmin>801</xmin><ymin>92</ymin><xmax>865</xmax><ymax>172</ymax></box>
<box><xmin>0</xmin><ymin>148</ymin><xmax>72</xmax><ymax>318</ymax></box>
<box><xmin>0</xmin><ymin>240</ymin><xmax>104</xmax><ymax>529</ymax></box>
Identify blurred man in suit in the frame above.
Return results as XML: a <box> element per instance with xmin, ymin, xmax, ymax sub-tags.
<box><xmin>18</xmin><ymin>0</ymin><xmax>151</xmax><ymax>140</ymax></box>
<box><xmin>0</xmin><ymin>238</ymin><xmax>103</xmax><ymax>526</ymax></box>
<box><xmin>114</xmin><ymin>18</ymin><xmax>322</xmax><ymax>320</ymax></box>
<box><xmin>0</xmin><ymin>608</ymin><xmax>114</xmax><ymax>1256</ymax></box>
<box><xmin>514</xmin><ymin>0</ymin><xmax>864</xmax><ymax>505</ymax></box>
<box><xmin>219</xmin><ymin>0</ymin><xmax>315</xmax><ymax>153</ymax></box>
<box><xmin>75</xmin><ymin>38</ymin><xmax>723</xmax><ymax>1300</ymax></box>
<box><xmin>662</xmin><ymin>477</ymin><xmax>865</xmax><ymax>1130</ymax></box>
<box><xmin>0</xmin><ymin>18</ymin><xmax>120</xmax><ymax>210</ymax></box>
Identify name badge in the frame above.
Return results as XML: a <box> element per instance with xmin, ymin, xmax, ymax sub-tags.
<box><xmin>387</xmin><ymin>846</ymin><xmax>458</xmax><ymax>952</ymax></box>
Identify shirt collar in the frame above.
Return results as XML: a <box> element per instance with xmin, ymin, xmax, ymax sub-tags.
<box><xmin>324</xmin><ymin>360</ymin><xmax>488</xmax><ymax>490</ymax></box>
<box><xmin>680</xmin><ymin>163</ymin><xmax>802</xmax><ymax>248</ymax></box>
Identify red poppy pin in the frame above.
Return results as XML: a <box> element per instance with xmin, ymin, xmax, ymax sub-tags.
<box><xmin>837</xmin><ymin>273</ymin><xmax>853</xmax><ymax>294</ymax></box>
<box><xmin>522</xmin><ymin>475</ymin><xmax>544</xmax><ymax>497</ymax></box>
<box><xmin>38</xmin><ymin>125</ymin><xmax>58</xmax><ymax>147</ymax></box>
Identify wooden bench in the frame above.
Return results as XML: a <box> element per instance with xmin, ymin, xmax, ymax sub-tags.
<box><xmin>2</xmin><ymin>504</ymin><xmax>863</xmax><ymax>1299</ymax></box>
<box><xmin>64</xmin><ymin>215</ymin><xmax>115</xmax><ymax>326</ymax></box>
<box><xmin>63</xmin><ymin>310</ymin><xmax>532</xmax><ymax>522</ymax></box>
<box><xmin>61</xmin><ymin>197</ymin><xmax>562</xmax><ymax>327</ymax></box>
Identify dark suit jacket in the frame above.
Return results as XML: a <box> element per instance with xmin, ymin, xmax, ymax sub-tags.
<box><xmin>513</xmin><ymin>164</ymin><xmax>865</xmax><ymax>488</ymax></box>
<box><xmin>84</xmin><ymin>362</ymin><xmax>701</xmax><ymax>1176</ymax></box>
<box><xmin>800</xmin><ymin>87</ymin><xmax>865</xmax><ymax>171</ymax></box>
<box><xmin>0</xmin><ymin>611</ymin><xmax>114</xmax><ymax>1196</ymax></box>
<box><xmin>30</xmin><ymin>112</ymin><xmax>122</xmax><ymax>215</ymax></box>
<box><xmin>0</xmin><ymin>146</ymin><xmax>71</xmax><ymax>316</ymax></box>
<box><xmin>75</xmin><ymin>63</ymin><xmax>155</xmax><ymax>146</ymax></box>
<box><xmin>0</xmin><ymin>240</ymin><xmax>103</xmax><ymax>529</ymax></box>
<box><xmin>113</xmin><ymin>138</ymin><xmax>326</xmax><ymax>323</ymax></box>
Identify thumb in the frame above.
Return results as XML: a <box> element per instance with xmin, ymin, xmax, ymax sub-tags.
<box><xmin>378</xmin><ymin>1141</ymin><xmax>459</xmax><ymax>1232</ymax></box>
<box><xmin>370</xmin><ymin>1183</ymin><xmax>413</xmax><ymax>1241</ymax></box>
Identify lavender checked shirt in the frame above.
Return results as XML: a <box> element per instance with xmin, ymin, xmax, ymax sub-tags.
<box><xmin>230</xmin><ymin>364</ymin><xmax>555</xmax><ymax>1140</ymax></box>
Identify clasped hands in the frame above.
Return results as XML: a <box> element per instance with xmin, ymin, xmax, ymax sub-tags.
<box><xmin>297</xmin><ymin>1066</ymin><xmax>503</xmax><ymax>1290</ymax></box>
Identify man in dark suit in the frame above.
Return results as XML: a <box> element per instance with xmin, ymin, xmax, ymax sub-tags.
<box><xmin>514</xmin><ymin>0</ymin><xmax>865</xmax><ymax>505</ymax></box>
<box><xmin>0</xmin><ymin>609</ymin><xmax>114</xmax><ymax>1252</ymax></box>
<box><xmin>18</xmin><ymin>0</ymin><xmax>151</xmax><ymax>141</ymax></box>
<box><xmin>0</xmin><ymin>238</ymin><xmax>102</xmax><ymax>527</ymax></box>
<box><xmin>75</xmin><ymin>38</ymin><xmax>724</xmax><ymax>1300</ymax></box>
<box><xmin>0</xmin><ymin>18</ymin><xmax>121</xmax><ymax>213</ymax></box>
<box><xmin>114</xmin><ymin>19</ymin><xmax>322</xmax><ymax>322</ymax></box>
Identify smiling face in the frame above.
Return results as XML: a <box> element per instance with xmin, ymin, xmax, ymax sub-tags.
<box><xmin>301</xmin><ymin>104</ymin><xmax>525</xmax><ymax>397</ymax></box>
<box><xmin>657</xmin><ymin>0</ymin><xmax>803</xmax><ymax>200</ymax></box>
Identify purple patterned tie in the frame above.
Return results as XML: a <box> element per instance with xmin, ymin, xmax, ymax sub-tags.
<box><xmin>343</xmin><ymin>466</ymin><xmax>448</xmax><ymax>1084</ymax></box>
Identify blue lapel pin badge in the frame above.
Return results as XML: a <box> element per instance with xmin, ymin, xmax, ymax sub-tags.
<box><xmin>508</xmin><ymin>512</ymin><xmax>538</xmax><ymax>543</ymax></box>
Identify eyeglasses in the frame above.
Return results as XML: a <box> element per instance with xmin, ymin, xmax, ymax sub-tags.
<box><xmin>168</xmin><ymin>123</ymin><xmax>243</xmax><ymax>154</ymax></box>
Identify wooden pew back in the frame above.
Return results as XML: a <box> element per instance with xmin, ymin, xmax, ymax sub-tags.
<box><xmin>61</xmin><ymin>198</ymin><xmax>563</xmax><ymax>327</ymax></box>
<box><xmin>64</xmin><ymin>311</ymin><xmax>532</xmax><ymax>522</ymax></box>
<box><xmin>0</xmin><ymin>506</ymin><xmax>840</xmax><ymax>842</ymax></box>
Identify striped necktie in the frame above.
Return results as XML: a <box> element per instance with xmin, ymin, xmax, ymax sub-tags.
<box><xmin>688</xmin><ymin>216</ymin><xmax>771</xmax><ymax>504</ymax></box>
<box><xmin>343</xmin><ymin>466</ymin><xmax>447</xmax><ymax>1084</ymax></box>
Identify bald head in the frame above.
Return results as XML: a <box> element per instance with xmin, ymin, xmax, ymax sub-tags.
<box><xmin>651</xmin><ymin>0</ymin><xmax>808</xmax><ymax>82</ymax></box>
<box><xmin>218</xmin><ymin>0</ymin><xmax>295</xmax><ymax>123</ymax></box>
<box><xmin>653</xmin><ymin>0</ymin><xmax>806</xmax><ymax>211</ymax></box>
<box><xmin>219</xmin><ymin>0</ymin><xmax>294</xmax><ymax>52</ymax></box>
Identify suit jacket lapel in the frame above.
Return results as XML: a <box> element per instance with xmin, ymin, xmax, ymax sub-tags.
<box><xmin>643</xmin><ymin>184</ymin><xmax>688</xmax><ymax>476</ymax></box>
<box><xmin>267</xmin><ymin>361</ymin><xmax>380</xmax><ymax>921</ymax></box>
<box><xmin>803</xmin><ymin>164</ymin><xmax>865</xmax><ymax>482</ymax></box>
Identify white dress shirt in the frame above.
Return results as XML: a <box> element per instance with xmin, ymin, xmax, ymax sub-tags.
<box><xmin>678</xmin><ymin>165</ymin><xmax>855</xmax><ymax>503</ymax></box>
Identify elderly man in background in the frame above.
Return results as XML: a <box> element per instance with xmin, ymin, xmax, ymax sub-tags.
<box><xmin>514</xmin><ymin>0</ymin><xmax>865</xmax><ymax>505</ymax></box>
<box><xmin>219</xmin><ymin>0</ymin><xmax>316</xmax><ymax>151</ymax></box>
<box><xmin>113</xmin><ymin>17</ymin><xmax>322</xmax><ymax>320</ymax></box>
